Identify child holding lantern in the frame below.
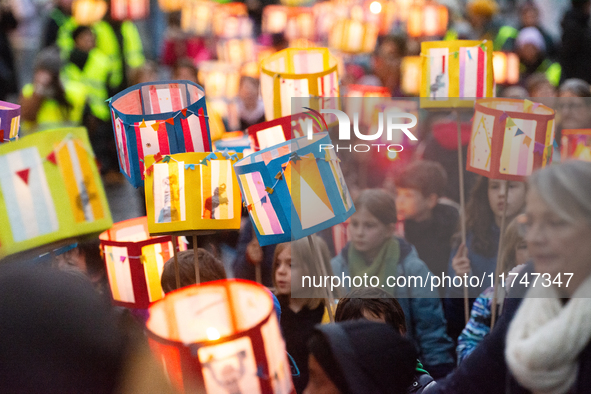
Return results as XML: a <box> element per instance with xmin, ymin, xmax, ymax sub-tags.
<box><xmin>330</xmin><ymin>189</ymin><xmax>455</xmax><ymax>379</ymax></box>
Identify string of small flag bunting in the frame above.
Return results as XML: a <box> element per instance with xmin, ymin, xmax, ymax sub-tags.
<box><xmin>109</xmin><ymin>104</ymin><xmax>208</xmax><ymax>130</ymax></box>
<box><xmin>142</xmin><ymin>149</ymin><xmax>240</xmax><ymax>177</ymax></box>
<box><xmin>243</xmin><ymin>150</ymin><xmax>341</xmax><ymax>212</ymax></box>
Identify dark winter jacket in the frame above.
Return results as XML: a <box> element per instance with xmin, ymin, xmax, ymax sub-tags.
<box><xmin>560</xmin><ymin>8</ymin><xmax>591</xmax><ymax>84</ymax></box>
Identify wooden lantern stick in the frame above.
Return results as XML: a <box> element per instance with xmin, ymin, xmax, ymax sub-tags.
<box><xmin>193</xmin><ymin>235</ymin><xmax>200</xmax><ymax>285</ymax></box>
<box><xmin>171</xmin><ymin>236</ymin><xmax>181</xmax><ymax>290</ymax></box>
<box><xmin>255</xmin><ymin>261</ymin><xmax>262</xmax><ymax>285</ymax></box>
<box><xmin>455</xmin><ymin>110</ymin><xmax>470</xmax><ymax>324</ymax></box>
<box><xmin>308</xmin><ymin>235</ymin><xmax>335</xmax><ymax>323</ymax></box>
<box><xmin>491</xmin><ymin>180</ymin><xmax>509</xmax><ymax>329</ymax></box>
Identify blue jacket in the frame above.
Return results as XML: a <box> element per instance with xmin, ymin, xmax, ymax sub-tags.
<box><xmin>331</xmin><ymin>237</ymin><xmax>455</xmax><ymax>378</ymax></box>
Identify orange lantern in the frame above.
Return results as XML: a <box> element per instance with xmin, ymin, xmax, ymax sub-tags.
<box><xmin>561</xmin><ymin>129</ymin><xmax>591</xmax><ymax>162</ymax></box>
<box><xmin>146</xmin><ymin>280</ymin><xmax>294</xmax><ymax>394</ymax></box>
<box><xmin>212</xmin><ymin>2</ymin><xmax>253</xmax><ymax>39</ymax></box>
<box><xmin>329</xmin><ymin>19</ymin><xmax>378</xmax><ymax>54</ymax></box>
<box><xmin>111</xmin><ymin>0</ymin><xmax>149</xmax><ymax>20</ymax></box>
<box><xmin>493</xmin><ymin>52</ymin><xmax>520</xmax><ymax>85</ymax></box>
<box><xmin>181</xmin><ymin>0</ymin><xmax>215</xmax><ymax>36</ymax></box>
<box><xmin>407</xmin><ymin>1</ymin><xmax>448</xmax><ymax>38</ymax></box>
<box><xmin>401</xmin><ymin>56</ymin><xmax>421</xmax><ymax>96</ymax></box>
<box><xmin>72</xmin><ymin>0</ymin><xmax>108</xmax><ymax>25</ymax></box>
<box><xmin>99</xmin><ymin>216</ymin><xmax>187</xmax><ymax>308</ymax></box>
<box><xmin>158</xmin><ymin>0</ymin><xmax>184</xmax><ymax>12</ymax></box>
<box><xmin>198</xmin><ymin>61</ymin><xmax>241</xmax><ymax>99</ymax></box>
<box><xmin>217</xmin><ymin>39</ymin><xmax>256</xmax><ymax>66</ymax></box>
<box><xmin>262</xmin><ymin>6</ymin><xmax>314</xmax><ymax>41</ymax></box>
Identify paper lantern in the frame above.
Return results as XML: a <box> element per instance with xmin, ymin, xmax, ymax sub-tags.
<box><xmin>72</xmin><ymin>0</ymin><xmax>108</xmax><ymax>25</ymax></box>
<box><xmin>401</xmin><ymin>56</ymin><xmax>421</xmax><ymax>96</ymax></box>
<box><xmin>344</xmin><ymin>85</ymin><xmax>391</xmax><ymax>127</ymax></box>
<box><xmin>247</xmin><ymin>112</ymin><xmax>325</xmax><ymax>152</ymax></box>
<box><xmin>493</xmin><ymin>52</ymin><xmax>520</xmax><ymax>86</ymax></box>
<box><xmin>260</xmin><ymin>48</ymin><xmax>340</xmax><ymax>121</ymax></box>
<box><xmin>234</xmin><ymin>132</ymin><xmax>354</xmax><ymax>246</ymax></box>
<box><xmin>111</xmin><ymin>0</ymin><xmax>149</xmax><ymax>20</ymax></box>
<box><xmin>262</xmin><ymin>6</ymin><xmax>314</xmax><ymax>41</ymax></box>
<box><xmin>467</xmin><ymin>98</ymin><xmax>556</xmax><ymax>181</ymax></box>
<box><xmin>214</xmin><ymin>131</ymin><xmax>252</xmax><ymax>153</ymax></box>
<box><xmin>420</xmin><ymin>40</ymin><xmax>494</xmax><ymax>108</ymax></box>
<box><xmin>212</xmin><ymin>3</ymin><xmax>253</xmax><ymax>39</ymax></box>
<box><xmin>181</xmin><ymin>0</ymin><xmax>215</xmax><ymax>36</ymax></box>
<box><xmin>217</xmin><ymin>38</ymin><xmax>256</xmax><ymax>65</ymax></box>
<box><xmin>561</xmin><ymin>129</ymin><xmax>591</xmax><ymax>162</ymax></box>
<box><xmin>407</xmin><ymin>1</ymin><xmax>448</xmax><ymax>38</ymax></box>
<box><xmin>109</xmin><ymin>81</ymin><xmax>212</xmax><ymax>188</ymax></box>
<box><xmin>198</xmin><ymin>61</ymin><xmax>241</xmax><ymax>99</ymax></box>
<box><xmin>146</xmin><ymin>279</ymin><xmax>294</xmax><ymax>394</ymax></box>
<box><xmin>0</xmin><ymin>127</ymin><xmax>112</xmax><ymax>260</ymax></box>
<box><xmin>158</xmin><ymin>0</ymin><xmax>184</xmax><ymax>12</ymax></box>
<box><xmin>0</xmin><ymin>100</ymin><xmax>20</xmax><ymax>144</ymax></box>
<box><xmin>144</xmin><ymin>152</ymin><xmax>242</xmax><ymax>235</ymax></box>
<box><xmin>99</xmin><ymin>216</ymin><xmax>187</xmax><ymax>308</ymax></box>
<box><xmin>328</xmin><ymin>19</ymin><xmax>378</xmax><ymax>54</ymax></box>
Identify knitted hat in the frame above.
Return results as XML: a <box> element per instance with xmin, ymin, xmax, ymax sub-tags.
<box><xmin>308</xmin><ymin>321</ymin><xmax>418</xmax><ymax>394</ymax></box>
<box><xmin>516</xmin><ymin>27</ymin><xmax>546</xmax><ymax>52</ymax></box>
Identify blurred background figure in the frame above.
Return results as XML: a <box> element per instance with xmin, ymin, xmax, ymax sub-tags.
<box><xmin>358</xmin><ymin>35</ymin><xmax>406</xmax><ymax>97</ymax></box>
<box><xmin>560</xmin><ymin>0</ymin><xmax>591</xmax><ymax>84</ymax></box>
<box><xmin>171</xmin><ymin>57</ymin><xmax>198</xmax><ymax>83</ymax></box>
<box><xmin>237</xmin><ymin>75</ymin><xmax>265</xmax><ymax>130</ymax></box>
<box><xmin>516</xmin><ymin>26</ymin><xmax>561</xmax><ymax>87</ymax></box>
<box><xmin>0</xmin><ymin>5</ymin><xmax>19</xmax><ymax>101</ymax></box>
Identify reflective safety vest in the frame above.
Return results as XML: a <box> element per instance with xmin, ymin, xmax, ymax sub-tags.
<box><xmin>61</xmin><ymin>49</ymin><xmax>112</xmax><ymax>121</ymax></box>
<box><xmin>54</xmin><ymin>11</ymin><xmax>78</xmax><ymax>59</ymax></box>
<box><xmin>93</xmin><ymin>20</ymin><xmax>145</xmax><ymax>89</ymax></box>
<box><xmin>520</xmin><ymin>59</ymin><xmax>562</xmax><ymax>87</ymax></box>
<box><xmin>494</xmin><ymin>26</ymin><xmax>519</xmax><ymax>51</ymax></box>
<box><xmin>21</xmin><ymin>81</ymin><xmax>88</xmax><ymax>134</ymax></box>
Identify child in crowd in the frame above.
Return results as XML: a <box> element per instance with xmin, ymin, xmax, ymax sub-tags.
<box><xmin>331</xmin><ymin>189</ymin><xmax>455</xmax><ymax>379</ymax></box>
<box><xmin>273</xmin><ymin>236</ymin><xmax>331</xmax><ymax>394</ymax></box>
<box><xmin>304</xmin><ymin>320</ymin><xmax>418</xmax><ymax>394</ymax></box>
<box><xmin>160</xmin><ymin>248</ymin><xmax>226</xmax><ymax>294</ymax></box>
<box><xmin>456</xmin><ymin>217</ymin><xmax>528</xmax><ymax>363</ymax></box>
<box><xmin>171</xmin><ymin>57</ymin><xmax>198</xmax><ymax>83</ymax></box>
<box><xmin>445</xmin><ymin>177</ymin><xmax>526</xmax><ymax>343</ymax></box>
<box><xmin>395</xmin><ymin>160</ymin><xmax>459</xmax><ymax>295</ymax></box>
<box><xmin>335</xmin><ymin>287</ymin><xmax>436</xmax><ymax>393</ymax></box>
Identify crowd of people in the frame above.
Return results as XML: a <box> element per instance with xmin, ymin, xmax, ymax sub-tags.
<box><xmin>1</xmin><ymin>0</ymin><xmax>591</xmax><ymax>393</ymax></box>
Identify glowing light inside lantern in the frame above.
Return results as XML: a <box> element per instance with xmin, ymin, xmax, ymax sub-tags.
<box><xmin>370</xmin><ymin>1</ymin><xmax>382</xmax><ymax>14</ymax></box>
<box><xmin>206</xmin><ymin>327</ymin><xmax>220</xmax><ymax>340</ymax></box>
<box><xmin>387</xmin><ymin>150</ymin><xmax>398</xmax><ymax>161</ymax></box>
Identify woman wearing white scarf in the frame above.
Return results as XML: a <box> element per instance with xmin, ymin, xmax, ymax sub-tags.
<box><xmin>505</xmin><ymin>160</ymin><xmax>591</xmax><ymax>394</ymax></box>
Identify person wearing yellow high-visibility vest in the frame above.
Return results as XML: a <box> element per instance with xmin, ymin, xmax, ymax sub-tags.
<box><xmin>20</xmin><ymin>50</ymin><xmax>88</xmax><ymax>135</ymax></box>
<box><xmin>42</xmin><ymin>0</ymin><xmax>76</xmax><ymax>51</ymax></box>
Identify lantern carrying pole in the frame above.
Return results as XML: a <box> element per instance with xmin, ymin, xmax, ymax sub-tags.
<box><xmin>308</xmin><ymin>235</ymin><xmax>335</xmax><ymax>323</ymax></box>
<box><xmin>490</xmin><ymin>180</ymin><xmax>509</xmax><ymax>329</ymax></box>
<box><xmin>455</xmin><ymin>109</ymin><xmax>470</xmax><ymax>325</ymax></box>
<box><xmin>193</xmin><ymin>235</ymin><xmax>200</xmax><ymax>285</ymax></box>
<box><xmin>171</xmin><ymin>236</ymin><xmax>181</xmax><ymax>290</ymax></box>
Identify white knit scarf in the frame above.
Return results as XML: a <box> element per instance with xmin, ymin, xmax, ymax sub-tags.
<box><xmin>505</xmin><ymin>274</ymin><xmax>591</xmax><ymax>394</ymax></box>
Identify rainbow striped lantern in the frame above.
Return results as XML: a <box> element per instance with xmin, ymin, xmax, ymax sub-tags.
<box><xmin>561</xmin><ymin>129</ymin><xmax>591</xmax><ymax>162</ymax></box>
<box><xmin>0</xmin><ymin>100</ymin><xmax>20</xmax><ymax>143</ymax></box>
<box><xmin>109</xmin><ymin>81</ymin><xmax>212</xmax><ymax>188</ymax></box>
<box><xmin>467</xmin><ymin>98</ymin><xmax>555</xmax><ymax>181</ymax></box>
<box><xmin>420</xmin><ymin>40</ymin><xmax>494</xmax><ymax>108</ymax></box>
<box><xmin>111</xmin><ymin>0</ymin><xmax>149</xmax><ymax>20</ymax></box>
<box><xmin>146</xmin><ymin>280</ymin><xmax>294</xmax><ymax>394</ymax></box>
<box><xmin>247</xmin><ymin>112</ymin><xmax>325</xmax><ymax>152</ymax></box>
<box><xmin>144</xmin><ymin>152</ymin><xmax>242</xmax><ymax>235</ymax></box>
<box><xmin>329</xmin><ymin>19</ymin><xmax>378</xmax><ymax>54</ymax></box>
<box><xmin>234</xmin><ymin>132</ymin><xmax>355</xmax><ymax>246</ymax></box>
<box><xmin>260</xmin><ymin>48</ymin><xmax>340</xmax><ymax>121</ymax></box>
<box><xmin>0</xmin><ymin>127</ymin><xmax>112</xmax><ymax>260</ymax></box>
<box><xmin>99</xmin><ymin>216</ymin><xmax>187</xmax><ymax>308</ymax></box>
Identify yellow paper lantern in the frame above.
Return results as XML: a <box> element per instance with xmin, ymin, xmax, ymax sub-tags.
<box><xmin>467</xmin><ymin>98</ymin><xmax>555</xmax><ymax>181</ymax></box>
<box><xmin>262</xmin><ymin>6</ymin><xmax>314</xmax><ymax>41</ymax></box>
<box><xmin>401</xmin><ymin>56</ymin><xmax>422</xmax><ymax>96</ymax></box>
<box><xmin>99</xmin><ymin>216</ymin><xmax>187</xmax><ymax>308</ymax></box>
<box><xmin>144</xmin><ymin>152</ymin><xmax>242</xmax><ymax>235</ymax></box>
<box><xmin>198</xmin><ymin>61</ymin><xmax>241</xmax><ymax>99</ymax></box>
<box><xmin>181</xmin><ymin>0</ymin><xmax>215</xmax><ymax>36</ymax></box>
<box><xmin>72</xmin><ymin>0</ymin><xmax>108</xmax><ymax>25</ymax></box>
<box><xmin>493</xmin><ymin>52</ymin><xmax>520</xmax><ymax>85</ymax></box>
<box><xmin>212</xmin><ymin>2</ymin><xmax>253</xmax><ymax>39</ymax></box>
<box><xmin>407</xmin><ymin>1</ymin><xmax>448</xmax><ymax>38</ymax></box>
<box><xmin>146</xmin><ymin>279</ymin><xmax>294</xmax><ymax>394</ymax></box>
<box><xmin>260</xmin><ymin>47</ymin><xmax>340</xmax><ymax>120</ymax></box>
<box><xmin>217</xmin><ymin>38</ymin><xmax>256</xmax><ymax>66</ymax></box>
<box><xmin>561</xmin><ymin>129</ymin><xmax>591</xmax><ymax>162</ymax></box>
<box><xmin>158</xmin><ymin>0</ymin><xmax>184</xmax><ymax>12</ymax></box>
<box><xmin>111</xmin><ymin>0</ymin><xmax>149</xmax><ymax>20</ymax></box>
<box><xmin>329</xmin><ymin>19</ymin><xmax>378</xmax><ymax>54</ymax></box>
<box><xmin>420</xmin><ymin>40</ymin><xmax>494</xmax><ymax>108</ymax></box>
